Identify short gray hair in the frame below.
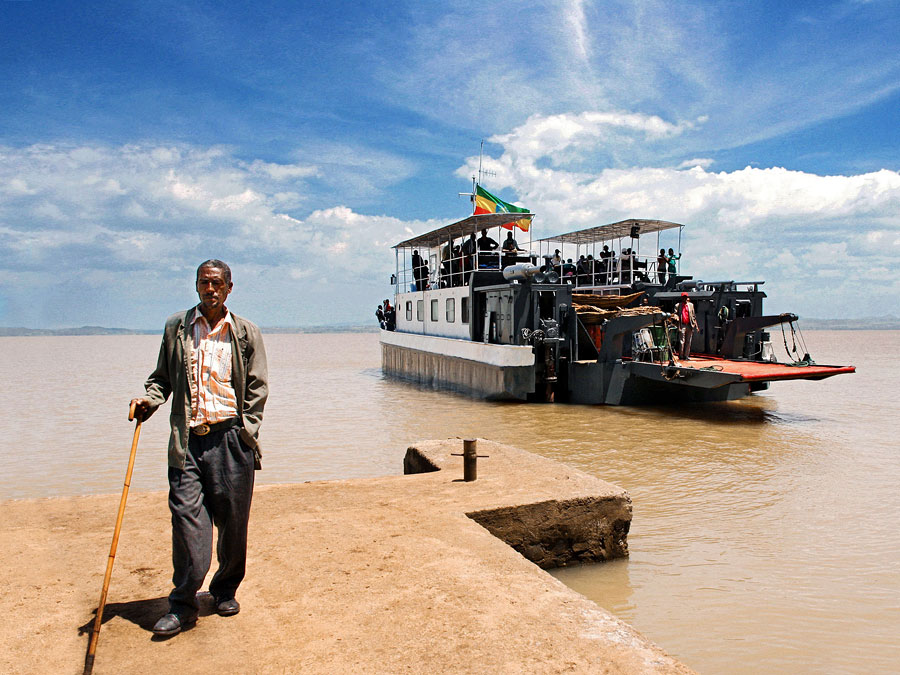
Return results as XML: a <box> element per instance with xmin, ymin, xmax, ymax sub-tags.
<box><xmin>197</xmin><ymin>259</ymin><xmax>232</xmax><ymax>285</ymax></box>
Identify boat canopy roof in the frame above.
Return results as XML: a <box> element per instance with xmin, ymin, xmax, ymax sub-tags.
<box><xmin>537</xmin><ymin>219</ymin><xmax>683</xmax><ymax>246</ymax></box>
<box><xmin>393</xmin><ymin>212</ymin><xmax>534</xmax><ymax>250</ymax></box>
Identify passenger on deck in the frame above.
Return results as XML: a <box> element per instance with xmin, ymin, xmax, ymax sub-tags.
<box><xmin>675</xmin><ymin>292</ymin><xmax>698</xmax><ymax>360</ymax></box>
<box><xmin>562</xmin><ymin>258</ymin><xmax>576</xmax><ymax>283</ymax></box>
<box><xmin>411</xmin><ymin>250</ymin><xmax>427</xmax><ymax>291</ymax></box>
<box><xmin>667</xmin><ymin>248</ymin><xmax>681</xmax><ymax>278</ymax></box>
<box><xmin>619</xmin><ymin>248</ymin><xmax>632</xmax><ymax>284</ymax></box>
<box><xmin>657</xmin><ymin>249</ymin><xmax>667</xmax><ymax>284</ymax></box>
<box><xmin>501</xmin><ymin>231</ymin><xmax>523</xmax><ymax>269</ymax></box>
<box><xmin>592</xmin><ymin>254</ymin><xmax>604</xmax><ymax>286</ymax></box>
<box><xmin>383</xmin><ymin>299</ymin><xmax>396</xmax><ymax>331</ymax></box>
<box><xmin>576</xmin><ymin>255</ymin><xmax>588</xmax><ymax>287</ymax></box>
<box><xmin>477</xmin><ymin>229</ymin><xmax>500</xmax><ymax>268</ymax></box>
<box><xmin>375</xmin><ymin>304</ymin><xmax>385</xmax><ymax>329</ymax></box>
<box><xmin>585</xmin><ymin>255</ymin><xmax>596</xmax><ymax>287</ymax></box>
<box><xmin>462</xmin><ymin>233</ymin><xmax>477</xmax><ymax>279</ymax></box>
<box><xmin>452</xmin><ymin>244</ymin><xmax>463</xmax><ymax>286</ymax></box>
<box><xmin>440</xmin><ymin>243</ymin><xmax>452</xmax><ymax>288</ymax></box>
<box><xmin>550</xmin><ymin>249</ymin><xmax>562</xmax><ymax>277</ymax></box>
<box><xmin>600</xmin><ymin>245</ymin><xmax>613</xmax><ymax>284</ymax></box>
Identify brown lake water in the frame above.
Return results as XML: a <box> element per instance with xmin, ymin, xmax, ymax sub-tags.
<box><xmin>1</xmin><ymin>330</ymin><xmax>897</xmax><ymax>673</ymax></box>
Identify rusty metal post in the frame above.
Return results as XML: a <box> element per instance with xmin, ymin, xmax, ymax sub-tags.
<box><xmin>463</xmin><ymin>438</ymin><xmax>477</xmax><ymax>482</ymax></box>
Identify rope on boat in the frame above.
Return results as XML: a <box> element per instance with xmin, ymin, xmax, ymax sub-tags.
<box><xmin>658</xmin><ymin>316</ymin><xmax>680</xmax><ymax>378</ymax></box>
<box><xmin>780</xmin><ymin>320</ymin><xmax>816</xmax><ymax>367</ymax></box>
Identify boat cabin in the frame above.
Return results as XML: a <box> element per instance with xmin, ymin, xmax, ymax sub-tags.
<box><xmin>390</xmin><ymin>212</ymin><xmax>540</xmax><ymax>340</ymax></box>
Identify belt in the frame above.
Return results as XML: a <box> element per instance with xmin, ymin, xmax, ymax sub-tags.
<box><xmin>190</xmin><ymin>418</ymin><xmax>240</xmax><ymax>436</ymax></box>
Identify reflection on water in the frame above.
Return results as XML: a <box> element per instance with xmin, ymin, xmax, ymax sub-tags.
<box><xmin>1</xmin><ymin>330</ymin><xmax>898</xmax><ymax>673</ymax></box>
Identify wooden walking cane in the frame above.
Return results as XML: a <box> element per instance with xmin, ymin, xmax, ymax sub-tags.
<box><xmin>83</xmin><ymin>401</ymin><xmax>143</xmax><ymax>675</ymax></box>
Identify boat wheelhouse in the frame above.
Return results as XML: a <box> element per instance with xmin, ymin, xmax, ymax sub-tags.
<box><xmin>380</xmin><ymin>189</ymin><xmax>855</xmax><ymax>404</ymax></box>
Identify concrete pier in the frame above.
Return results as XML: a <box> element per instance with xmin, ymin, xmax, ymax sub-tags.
<box><xmin>1</xmin><ymin>439</ymin><xmax>693</xmax><ymax>674</ymax></box>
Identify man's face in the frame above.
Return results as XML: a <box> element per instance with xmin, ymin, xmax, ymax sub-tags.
<box><xmin>196</xmin><ymin>267</ymin><xmax>232</xmax><ymax>313</ymax></box>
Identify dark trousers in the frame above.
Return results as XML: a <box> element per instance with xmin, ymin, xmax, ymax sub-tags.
<box><xmin>167</xmin><ymin>426</ymin><xmax>255</xmax><ymax>615</ymax></box>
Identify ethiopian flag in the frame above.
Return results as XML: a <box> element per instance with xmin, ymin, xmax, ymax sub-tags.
<box><xmin>474</xmin><ymin>184</ymin><xmax>532</xmax><ymax>232</ymax></box>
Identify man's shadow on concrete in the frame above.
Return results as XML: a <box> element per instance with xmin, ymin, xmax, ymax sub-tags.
<box><xmin>78</xmin><ymin>592</ymin><xmax>216</xmax><ymax>643</ymax></box>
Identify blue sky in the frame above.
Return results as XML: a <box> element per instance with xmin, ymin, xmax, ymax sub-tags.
<box><xmin>2</xmin><ymin>0</ymin><xmax>899</xmax><ymax>328</ymax></box>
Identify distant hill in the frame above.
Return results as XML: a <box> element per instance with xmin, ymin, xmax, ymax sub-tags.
<box><xmin>0</xmin><ymin>326</ymin><xmax>158</xmax><ymax>337</ymax></box>
<box><xmin>261</xmin><ymin>324</ymin><xmax>379</xmax><ymax>334</ymax></box>
<box><xmin>801</xmin><ymin>316</ymin><xmax>900</xmax><ymax>330</ymax></box>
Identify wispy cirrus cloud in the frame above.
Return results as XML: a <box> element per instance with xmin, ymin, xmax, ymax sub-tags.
<box><xmin>384</xmin><ymin>0</ymin><xmax>900</xmax><ymax>165</ymax></box>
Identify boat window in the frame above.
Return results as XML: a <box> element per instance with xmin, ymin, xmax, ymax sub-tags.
<box><xmin>461</xmin><ymin>297</ymin><xmax>469</xmax><ymax>324</ymax></box>
<box><xmin>406</xmin><ymin>301</ymin><xmax>412</xmax><ymax>321</ymax></box>
<box><xmin>431</xmin><ymin>299</ymin><xmax>439</xmax><ymax>321</ymax></box>
<box><xmin>446</xmin><ymin>298</ymin><xmax>455</xmax><ymax>323</ymax></box>
<box><xmin>417</xmin><ymin>300</ymin><xmax>424</xmax><ymax>321</ymax></box>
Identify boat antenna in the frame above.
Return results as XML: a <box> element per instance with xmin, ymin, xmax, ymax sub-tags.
<box><xmin>477</xmin><ymin>139</ymin><xmax>496</xmax><ymax>187</ymax></box>
<box><xmin>458</xmin><ymin>139</ymin><xmax>495</xmax><ymax>213</ymax></box>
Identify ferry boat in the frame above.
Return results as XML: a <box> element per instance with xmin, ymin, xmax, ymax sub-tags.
<box><xmin>379</xmin><ymin>184</ymin><xmax>855</xmax><ymax>404</ymax></box>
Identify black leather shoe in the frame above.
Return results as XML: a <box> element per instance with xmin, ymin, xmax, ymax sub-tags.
<box><xmin>152</xmin><ymin>612</ymin><xmax>197</xmax><ymax>637</ymax></box>
<box><xmin>215</xmin><ymin>597</ymin><xmax>240</xmax><ymax>616</ymax></box>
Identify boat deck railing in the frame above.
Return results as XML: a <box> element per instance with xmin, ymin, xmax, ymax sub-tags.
<box><xmin>394</xmin><ymin>249</ymin><xmax>679</xmax><ymax>293</ymax></box>
<box><xmin>394</xmin><ymin>249</ymin><xmax>537</xmax><ymax>292</ymax></box>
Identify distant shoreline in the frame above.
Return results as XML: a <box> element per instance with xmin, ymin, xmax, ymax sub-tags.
<box><xmin>0</xmin><ymin>325</ymin><xmax>380</xmax><ymax>337</ymax></box>
<box><xmin>1</xmin><ymin>319</ymin><xmax>898</xmax><ymax>337</ymax></box>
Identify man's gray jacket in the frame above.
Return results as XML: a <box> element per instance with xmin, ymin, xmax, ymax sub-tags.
<box><xmin>142</xmin><ymin>306</ymin><xmax>268</xmax><ymax>470</ymax></box>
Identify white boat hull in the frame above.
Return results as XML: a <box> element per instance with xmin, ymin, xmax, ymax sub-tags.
<box><xmin>380</xmin><ymin>330</ymin><xmax>536</xmax><ymax>400</ymax></box>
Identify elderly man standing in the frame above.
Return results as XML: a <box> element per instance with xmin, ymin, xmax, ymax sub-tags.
<box><xmin>131</xmin><ymin>259</ymin><xmax>268</xmax><ymax>637</ymax></box>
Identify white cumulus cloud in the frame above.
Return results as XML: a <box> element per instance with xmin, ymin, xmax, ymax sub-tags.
<box><xmin>457</xmin><ymin>112</ymin><xmax>900</xmax><ymax>317</ymax></box>
<box><xmin>0</xmin><ymin>142</ymin><xmax>429</xmax><ymax>327</ymax></box>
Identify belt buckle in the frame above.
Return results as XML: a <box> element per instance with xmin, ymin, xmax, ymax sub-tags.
<box><xmin>194</xmin><ymin>423</ymin><xmax>211</xmax><ymax>436</ymax></box>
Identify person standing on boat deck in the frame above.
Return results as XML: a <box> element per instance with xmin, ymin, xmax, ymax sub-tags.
<box><xmin>411</xmin><ymin>250</ymin><xmax>427</xmax><ymax>291</ymax></box>
<box><xmin>592</xmin><ymin>254</ymin><xmax>604</xmax><ymax>285</ymax></box>
<box><xmin>376</xmin><ymin>304</ymin><xmax>385</xmax><ymax>329</ymax></box>
<box><xmin>550</xmin><ymin>249</ymin><xmax>562</xmax><ymax>278</ymax></box>
<box><xmin>584</xmin><ymin>254</ymin><xmax>596</xmax><ymax>286</ymax></box>
<box><xmin>501</xmin><ymin>231</ymin><xmax>522</xmax><ymax>269</ymax></box>
<box><xmin>477</xmin><ymin>228</ymin><xmax>499</xmax><ymax>268</ymax></box>
<box><xmin>576</xmin><ymin>255</ymin><xmax>588</xmax><ymax>287</ymax></box>
<box><xmin>383</xmin><ymin>299</ymin><xmax>396</xmax><ymax>331</ymax></box>
<box><xmin>440</xmin><ymin>243</ymin><xmax>452</xmax><ymax>287</ymax></box>
<box><xmin>657</xmin><ymin>249</ymin><xmax>667</xmax><ymax>284</ymax></box>
<box><xmin>130</xmin><ymin>259</ymin><xmax>268</xmax><ymax>638</ymax></box>
<box><xmin>619</xmin><ymin>249</ymin><xmax>632</xmax><ymax>284</ymax></box>
<box><xmin>675</xmin><ymin>292</ymin><xmax>699</xmax><ymax>360</ymax></box>
<box><xmin>600</xmin><ymin>245</ymin><xmax>613</xmax><ymax>284</ymax></box>
<box><xmin>451</xmin><ymin>244</ymin><xmax>463</xmax><ymax>287</ymax></box>
<box><xmin>462</xmin><ymin>233</ymin><xmax>477</xmax><ymax>280</ymax></box>
<box><xmin>667</xmin><ymin>248</ymin><xmax>681</xmax><ymax>278</ymax></box>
